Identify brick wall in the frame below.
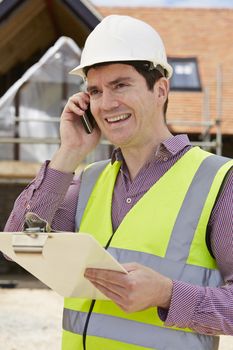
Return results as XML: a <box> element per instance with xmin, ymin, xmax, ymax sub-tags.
<box><xmin>97</xmin><ymin>7</ymin><xmax>233</xmax><ymax>136</ymax></box>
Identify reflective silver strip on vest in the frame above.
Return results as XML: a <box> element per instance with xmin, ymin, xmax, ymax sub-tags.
<box><xmin>107</xmin><ymin>247</ymin><xmax>222</xmax><ymax>286</ymax></box>
<box><xmin>75</xmin><ymin>159</ymin><xmax>110</xmax><ymax>231</ymax></box>
<box><xmin>165</xmin><ymin>154</ymin><xmax>231</xmax><ymax>262</ymax></box>
<box><xmin>63</xmin><ymin>309</ymin><xmax>219</xmax><ymax>350</ymax></box>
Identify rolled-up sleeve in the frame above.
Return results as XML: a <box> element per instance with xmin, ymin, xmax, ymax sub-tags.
<box><xmin>4</xmin><ymin>161</ymin><xmax>80</xmax><ymax>232</ymax></box>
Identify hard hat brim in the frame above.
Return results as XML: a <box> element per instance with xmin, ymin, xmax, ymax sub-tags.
<box><xmin>70</xmin><ymin>59</ymin><xmax>173</xmax><ymax>79</ymax></box>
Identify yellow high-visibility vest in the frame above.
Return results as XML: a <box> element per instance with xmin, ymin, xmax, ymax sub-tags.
<box><xmin>62</xmin><ymin>147</ymin><xmax>233</xmax><ymax>350</ymax></box>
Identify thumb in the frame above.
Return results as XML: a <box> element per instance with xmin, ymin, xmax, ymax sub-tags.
<box><xmin>122</xmin><ymin>262</ymin><xmax>140</xmax><ymax>272</ymax></box>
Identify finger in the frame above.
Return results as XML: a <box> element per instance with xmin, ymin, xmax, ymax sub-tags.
<box><xmin>122</xmin><ymin>262</ymin><xmax>141</xmax><ymax>272</ymax></box>
<box><xmin>90</xmin><ymin>280</ymin><xmax>126</xmax><ymax>302</ymax></box>
<box><xmin>70</xmin><ymin>93</ymin><xmax>90</xmax><ymax>110</ymax></box>
<box><xmin>88</xmin><ymin>276</ymin><xmax>127</xmax><ymax>295</ymax></box>
<box><xmin>85</xmin><ymin>268</ymin><xmax>127</xmax><ymax>287</ymax></box>
<box><xmin>90</xmin><ymin>280</ymin><xmax>135</xmax><ymax>313</ymax></box>
<box><xmin>65</xmin><ymin>100</ymin><xmax>86</xmax><ymax>117</ymax></box>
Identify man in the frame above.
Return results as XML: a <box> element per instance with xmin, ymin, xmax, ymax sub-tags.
<box><xmin>4</xmin><ymin>15</ymin><xmax>233</xmax><ymax>350</ymax></box>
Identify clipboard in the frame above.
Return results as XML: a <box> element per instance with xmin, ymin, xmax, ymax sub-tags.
<box><xmin>0</xmin><ymin>231</ymin><xmax>127</xmax><ymax>300</ymax></box>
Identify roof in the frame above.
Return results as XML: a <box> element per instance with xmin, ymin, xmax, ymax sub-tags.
<box><xmin>0</xmin><ymin>0</ymin><xmax>101</xmax><ymax>95</ymax></box>
<box><xmin>0</xmin><ymin>36</ymin><xmax>82</xmax><ymax>109</ymax></box>
<box><xmin>95</xmin><ymin>6</ymin><xmax>233</xmax><ymax>135</ymax></box>
<box><xmin>0</xmin><ymin>36</ymin><xmax>84</xmax><ymax>164</ymax></box>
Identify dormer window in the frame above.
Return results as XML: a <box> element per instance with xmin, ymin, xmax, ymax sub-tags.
<box><xmin>168</xmin><ymin>57</ymin><xmax>202</xmax><ymax>91</ymax></box>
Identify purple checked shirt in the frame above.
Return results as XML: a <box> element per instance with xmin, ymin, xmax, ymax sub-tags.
<box><xmin>4</xmin><ymin>134</ymin><xmax>233</xmax><ymax>336</ymax></box>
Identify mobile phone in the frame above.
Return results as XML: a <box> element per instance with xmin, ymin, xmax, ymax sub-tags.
<box><xmin>81</xmin><ymin>105</ymin><xmax>95</xmax><ymax>134</ymax></box>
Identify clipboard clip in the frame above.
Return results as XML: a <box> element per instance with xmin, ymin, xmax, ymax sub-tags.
<box><xmin>12</xmin><ymin>229</ymin><xmax>49</xmax><ymax>253</ymax></box>
<box><xmin>12</xmin><ymin>212</ymin><xmax>53</xmax><ymax>253</ymax></box>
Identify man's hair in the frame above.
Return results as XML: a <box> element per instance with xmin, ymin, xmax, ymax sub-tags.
<box><xmin>129</xmin><ymin>61</ymin><xmax>169</xmax><ymax>118</ymax></box>
<box><xmin>84</xmin><ymin>61</ymin><xmax>169</xmax><ymax>119</ymax></box>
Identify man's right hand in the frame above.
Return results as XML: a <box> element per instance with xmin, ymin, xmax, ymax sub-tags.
<box><xmin>49</xmin><ymin>92</ymin><xmax>101</xmax><ymax>173</ymax></box>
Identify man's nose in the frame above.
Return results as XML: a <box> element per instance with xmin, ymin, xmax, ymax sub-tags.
<box><xmin>101</xmin><ymin>90</ymin><xmax>120</xmax><ymax>111</ymax></box>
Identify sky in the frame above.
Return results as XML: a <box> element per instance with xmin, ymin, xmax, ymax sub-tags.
<box><xmin>90</xmin><ymin>0</ymin><xmax>233</xmax><ymax>8</ymax></box>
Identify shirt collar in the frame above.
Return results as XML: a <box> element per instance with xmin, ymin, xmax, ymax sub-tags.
<box><xmin>162</xmin><ymin>134</ymin><xmax>191</xmax><ymax>155</ymax></box>
<box><xmin>111</xmin><ymin>134</ymin><xmax>192</xmax><ymax>165</ymax></box>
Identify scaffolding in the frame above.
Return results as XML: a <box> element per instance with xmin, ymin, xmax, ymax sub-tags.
<box><xmin>0</xmin><ymin>56</ymin><xmax>223</xmax><ymax>167</ymax></box>
<box><xmin>167</xmin><ymin>65</ymin><xmax>223</xmax><ymax>156</ymax></box>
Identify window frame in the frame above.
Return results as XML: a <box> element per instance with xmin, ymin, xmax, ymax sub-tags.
<box><xmin>168</xmin><ymin>57</ymin><xmax>202</xmax><ymax>92</ymax></box>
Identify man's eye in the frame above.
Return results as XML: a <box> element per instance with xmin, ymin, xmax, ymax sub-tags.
<box><xmin>89</xmin><ymin>89</ymin><xmax>100</xmax><ymax>96</ymax></box>
<box><xmin>116</xmin><ymin>83</ymin><xmax>126</xmax><ymax>89</ymax></box>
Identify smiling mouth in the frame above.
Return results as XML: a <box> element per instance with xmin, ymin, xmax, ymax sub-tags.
<box><xmin>106</xmin><ymin>113</ymin><xmax>131</xmax><ymax>123</ymax></box>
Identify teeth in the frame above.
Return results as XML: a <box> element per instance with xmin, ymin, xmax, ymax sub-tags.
<box><xmin>107</xmin><ymin>114</ymin><xmax>130</xmax><ymax>122</ymax></box>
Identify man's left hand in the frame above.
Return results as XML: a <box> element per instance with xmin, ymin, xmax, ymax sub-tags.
<box><xmin>84</xmin><ymin>262</ymin><xmax>173</xmax><ymax>313</ymax></box>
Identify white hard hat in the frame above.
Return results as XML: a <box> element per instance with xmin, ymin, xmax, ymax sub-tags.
<box><xmin>70</xmin><ymin>15</ymin><xmax>173</xmax><ymax>79</ymax></box>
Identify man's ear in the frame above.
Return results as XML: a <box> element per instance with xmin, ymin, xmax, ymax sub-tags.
<box><xmin>155</xmin><ymin>78</ymin><xmax>169</xmax><ymax>103</ymax></box>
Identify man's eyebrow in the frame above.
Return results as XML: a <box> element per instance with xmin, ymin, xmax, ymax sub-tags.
<box><xmin>108</xmin><ymin>77</ymin><xmax>133</xmax><ymax>86</ymax></box>
<box><xmin>87</xmin><ymin>77</ymin><xmax>133</xmax><ymax>92</ymax></box>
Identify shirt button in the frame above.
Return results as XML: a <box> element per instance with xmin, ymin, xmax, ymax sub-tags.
<box><xmin>26</xmin><ymin>204</ymin><xmax>30</xmax><ymax>210</ymax></box>
<box><xmin>163</xmin><ymin>157</ymin><xmax>168</xmax><ymax>161</ymax></box>
<box><xmin>126</xmin><ymin>197</ymin><xmax>132</xmax><ymax>204</ymax></box>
